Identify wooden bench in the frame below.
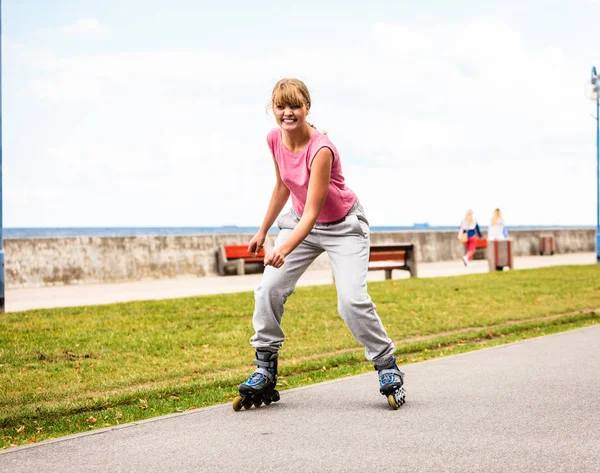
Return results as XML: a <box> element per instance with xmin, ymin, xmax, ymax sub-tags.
<box><xmin>368</xmin><ymin>243</ymin><xmax>417</xmax><ymax>279</ymax></box>
<box><xmin>473</xmin><ymin>237</ymin><xmax>487</xmax><ymax>260</ymax></box>
<box><xmin>216</xmin><ymin>245</ymin><xmax>265</xmax><ymax>276</ymax></box>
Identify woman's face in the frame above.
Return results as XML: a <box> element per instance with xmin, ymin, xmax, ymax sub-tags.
<box><xmin>273</xmin><ymin>101</ymin><xmax>310</xmax><ymax>132</ymax></box>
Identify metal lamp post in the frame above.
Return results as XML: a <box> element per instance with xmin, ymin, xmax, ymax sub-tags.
<box><xmin>592</xmin><ymin>67</ymin><xmax>600</xmax><ymax>263</ymax></box>
<box><xmin>0</xmin><ymin>0</ymin><xmax>4</xmax><ymax>312</ymax></box>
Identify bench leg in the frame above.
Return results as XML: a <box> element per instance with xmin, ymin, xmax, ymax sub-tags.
<box><xmin>216</xmin><ymin>247</ymin><xmax>227</xmax><ymax>276</ymax></box>
<box><xmin>234</xmin><ymin>259</ymin><xmax>245</xmax><ymax>276</ymax></box>
<box><xmin>384</xmin><ymin>268</ymin><xmax>393</xmax><ymax>280</ymax></box>
<box><xmin>407</xmin><ymin>251</ymin><xmax>417</xmax><ymax>278</ymax></box>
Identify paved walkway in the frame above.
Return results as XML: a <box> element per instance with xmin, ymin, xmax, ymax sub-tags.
<box><xmin>6</xmin><ymin>252</ymin><xmax>596</xmax><ymax>312</ymax></box>
<box><xmin>2</xmin><ymin>325</ymin><xmax>599</xmax><ymax>472</ymax></box>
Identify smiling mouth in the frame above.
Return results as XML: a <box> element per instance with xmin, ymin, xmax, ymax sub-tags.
<box><xmin>282</xmin><ymin>118</ymin><xmax>296</xmax><ymax>124</ymax></box>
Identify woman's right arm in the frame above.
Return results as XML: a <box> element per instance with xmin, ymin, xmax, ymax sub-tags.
<box><xmin>248</xmin><ymin>159</ymin><xmax>290</xmax><ymax>255</ymax></box>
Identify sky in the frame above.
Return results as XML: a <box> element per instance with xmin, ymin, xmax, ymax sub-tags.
<box><xmin>3</xmin><ymin>0</ymin><xmax>600</xmax><ymax>228</ymax></box>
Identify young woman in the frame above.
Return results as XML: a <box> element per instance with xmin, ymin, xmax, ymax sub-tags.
<box><xmin>458</xmin><ymin>209</ymin><xmax>482</xmax><ymax>266</ymax></box>
<box><xmin>232</xmin><ymin>78</ymin><xmax>405</xmax><ymax>411</ymax></box>
<box><xmin>488</xmin><ymin>208</ymin><xmax>508</xmax><ymax>241</ymax></box>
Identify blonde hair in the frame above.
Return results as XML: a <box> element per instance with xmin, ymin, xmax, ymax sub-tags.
<box><xmin>268</xmin><ymin>78</ymin><xmax>327</xmax><ymax>134</ymax></box>
<box><xmin>491</xmin><ymin>208</ymin><xmax>502</xmax><ymax>225</ymax></box>
<box><xmin>269</xmin><ymin>78</ymin><xmax>311</xmax><ymax>110</ymax></box>
<box><xmin>463</xmin><ymin>209</ymin><xmax>475</xmax><ymax>226</ymax></box>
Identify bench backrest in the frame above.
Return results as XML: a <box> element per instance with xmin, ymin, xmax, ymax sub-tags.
<box><xmin>369</xmin><ymin>250</ymin><xmax>406</xmax><ymax>262</ymax></box>
<box><xmin>224</xmin><ymin>245</ymin><xmax>265</xmax><ymax>262</ymax></box>
<box><xmin>369</xmin><ymin>244</ymin><xmax>413</xmax><ymax>262</ymax></box>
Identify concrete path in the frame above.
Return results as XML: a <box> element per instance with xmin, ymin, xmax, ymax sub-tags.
<box><xmin>2</xmin><ymin>325</ymin><xmax>598</xmax><ymax>473</ymax></box>
<box><xmin>7</xmin><ymin>252</ymin><xmax>596</xmax><ymax>312</ymax></box>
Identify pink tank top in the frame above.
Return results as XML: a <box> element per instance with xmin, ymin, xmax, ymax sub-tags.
<box><xmin>267</xmin><ymin>128</ymin><xmax>357</xmax><ymax>223</ymax></box>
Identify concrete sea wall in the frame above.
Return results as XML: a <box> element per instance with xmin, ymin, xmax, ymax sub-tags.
<box><xmin>4</xmin><ymin>228</ymin><xmax>594</xmax><ymax>289</ymax></box>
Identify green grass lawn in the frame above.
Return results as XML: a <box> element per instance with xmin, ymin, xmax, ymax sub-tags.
<box><xmin>1</xmin><ymin>264</ymin><xmax>599</xmax><ymax>448</ymax></box>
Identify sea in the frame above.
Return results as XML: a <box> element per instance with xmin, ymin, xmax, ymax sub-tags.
<box><xmin>2</xmin><ymin>224</ymin><xmax>592</xmax><ymax>239</ymax></box>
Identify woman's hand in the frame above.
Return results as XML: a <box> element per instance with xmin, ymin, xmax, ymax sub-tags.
<box><xmin>264</xmin><ymin>247</ymin><xmax>286</xmax><ymax>268</ymax></box>
<box><xmin>248</xmin><ymin>233</ymin><xmax>266</xmax><ymax>256</ymax></box>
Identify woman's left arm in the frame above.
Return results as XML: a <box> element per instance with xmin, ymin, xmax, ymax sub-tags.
<box><xmin>264</xmin><ymin>147</ymin><xmax>332</xmax><ymax>268</ymax></box>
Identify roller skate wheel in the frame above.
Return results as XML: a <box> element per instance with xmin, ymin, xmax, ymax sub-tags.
<box><xmin>272</xmin><ymin>390</ymin><xmax>281</xmax><ymax>403</ymax></box>
<box><xmin>253</xmin><ymin>399</ymin><xmax>263</xmax><ymax>408</ymax></box>
<box><xmin>387</xmin><ymin>394</ymin><xmax>399</xmax><ymax>410</ymax></box>
<box><xmin>396</xmin><ymin>387</ymin><xmax>406</xmax><ymax>406</ymax></box>
<box><xmin>232</xmin><ymin>396</ymin><xmax>244</xmax><ymax>412</ymax></box>
<box><xmin>263</xmin><ymin>399</ymin><xmax>272</xmax><ymax>406</ymax></box>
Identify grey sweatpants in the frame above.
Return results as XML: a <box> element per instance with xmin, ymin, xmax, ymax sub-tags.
<box><xmin>250</xmin><ymin>201</ymin><xmax>396</xmax><ymax>367</ymax></box>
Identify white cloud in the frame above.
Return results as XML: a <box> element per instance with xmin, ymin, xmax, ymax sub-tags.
<box><xmin>346</xmin><ymin>157</ymin><xmax>595</xmax><ymax>227</ymax></box>
<box><xmin>372</xmin><ymin>22</ymin><xmax>434</xmax><ymax>57</ymax></box>
<box><xmin>54</xmin><ymin>17</ymin><xmax>109</xmax><ymax>39</ymax></box>
<box><xmin>5</xmin><ymin>16</ymin><xmax>597</xmax><ymax>227</ymax></box>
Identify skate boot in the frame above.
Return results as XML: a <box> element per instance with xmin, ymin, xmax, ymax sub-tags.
<box><xmin>376</xmin><ymin>358</ymin><xmax>406</xmax><ymax>410</ymax></box>
<box><xmin>232</xmin><ymin>350</ymin><xmax>280</xmax><ymax>411</ymax></box>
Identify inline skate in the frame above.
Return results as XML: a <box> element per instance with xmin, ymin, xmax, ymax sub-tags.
<box><xmin>232</xmin><ymin>350</ymin><xmax>280</xmax><ymax>411</ymax></box>
<box><xmin>377</xmin><ymin>358</ymin><xmax>406</xmax><ymax>410</ymax></box>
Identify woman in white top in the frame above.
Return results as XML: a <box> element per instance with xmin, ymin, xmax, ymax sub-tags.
<box><xmin>488</xmin><ymin>208</ymin><xmax>508</xmax><ymax>240</ymax></box>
